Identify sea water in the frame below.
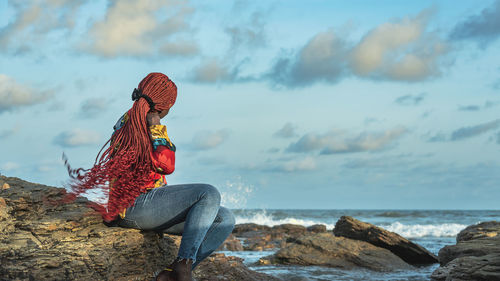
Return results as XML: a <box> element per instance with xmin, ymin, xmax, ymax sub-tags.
<box><xmin>220</xmin><ymin>209</ymin><xmax>500</xmax><ymax>281</ymax></box>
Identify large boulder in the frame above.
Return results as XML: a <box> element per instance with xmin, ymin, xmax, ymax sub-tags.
<box><xmin>194</xmin><ymin>253</ymin><xmax>281</xmax><ymax>281</ymax></box>
<box><xmin>456</xmin><ymin>221</ymin><xmax>500</xmax><ymax>242</ymax></box>
<box><xmin>431</xmin><ymin>221</ymin><xmax>500</xmax><ymax>281</ymax></box>
<box><xmin>260</xmin><ymin>232</ymin><xmax>412</xmax><ymax>272</ymax></box>
<box><xmin>232</xmin><ymin>222</ymin><xmax>327</xmax><ymax>251</ymax></box>
<box><xmin>333</xmin><ymin>216</ymin><xmax>438</xmax><ymax>264</ymax></box>
<box><xmin>0</xmin><ymin>176</ymin><xmax>278</xmax><ymax>281</ymax></box>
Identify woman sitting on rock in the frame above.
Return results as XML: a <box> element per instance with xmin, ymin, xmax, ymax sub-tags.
<box><xmin>64</xmin><ymin>72</ymin><xmax>235</xmax><ymax>281</ymax></box>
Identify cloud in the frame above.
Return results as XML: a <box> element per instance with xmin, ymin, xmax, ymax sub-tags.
<box><xmin>273</xmin><ymin>156</ymin><xmax>317</xmax><ymax>172</ymax></box>
<box><xmin>82</xmin><ymin>0</ymin><xmax>197</xmax><ymax>58</ymax></box>
<box><xmin>273</xmin><ymin>123</ymin><xmax>298</xmax><ymax>138</ymax></box>
<box><xmin>160</xmin><ymin>41</ymin><xmax>199</xmax><ymax>57</ymax></box>
<box><xmin>458</xmin><ymin>105</ymin><xmax>480</xmax><ymax>111</ymax></box>
<box><xmin>191</xmin><ymin>59</ymin><xmax>236</xmax><ymax>83</ymax></box>
<box><xmin>395</xmin><ymin>93</ymin><xmax>426</xmax><ymax>106</ymax></box>
<box><xmin>78</xmin><ymin>98</ymin><xmax>108</xmax><ymax>118</ymax></box>
<box><xmin>427</xmin><ymin>132</ymin><xmax>447</xmax><ymax>142</ymax></box>
<box><xmin>267</xmin><ymin>147</ymin><xmax>280</xmax><ymax>153</ymax></box>
<box><xmin>54</xmin><ymin>129</ymin><xmax>101</xmax><ymax>147</ymax></box>
<box><xmin>0</xmin><ymin>0</ymin><xmax>83</xmax><ymax>53</ymax></box>
<box><xmin>267</xmin><ymin>9</ymin><xmax>449</xmax><ymax>88</ymax></box>
<box><xmin>243</xmin><ymin>156</ymin><xmax>317</xmax><ymax>173</ymax></box>
<box><xmin>190</xmin><ymin>129</ymin><xmax>230</xmax><ymax>150</ymax></box>
<box><xmin>450</xmin><ymin>119</ymin><xmax>500</xmax><ymax>141</ymax></box>
<box><xmin>497</xmin><ymin>132</ymin><xmax>500</xmax><ymax>144</ymax></box>
<box><xmin>225</xmin><ymin>10</ymin><xmax>267</xmax><ymax>52</ymax></box>
<box><xmin>458</xmin><ymin>101</ymin><xmax>497</xmax><ymax>111</ymax></box>
<box><xmin>449</xmin><ymin>0</ymin><xmax>500</xmax><ymax>47</ymax></box>
<box><xmin>0</xmin><ymin>74</ymin><xmax>53</xmax><ymax>113</ymax></box>
<box><xmin>350</xmin><ymin>9</ymin><xmax>448</xmax><ymax>81</ymax></box>
<box><xmin>0</xmin><ymin>162</ymin><xmax>20</xmax><ymax>172</ymax></box>
<box><xmin>267</xmin><ymin>29</ymin><xmax>349</xmax><ymax>87</ymax></box>
<box><xmin>0</xmin><ymin>127</ymin><xmax>19</xmax><ymax>139</ymax></box>
<box><xmin>287</xmin><ymin>127</ymin><xmax>407</xmax><ymax>154</ymax></box>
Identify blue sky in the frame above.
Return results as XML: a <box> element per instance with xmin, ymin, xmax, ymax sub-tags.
<box><xmin>1</xmin><ymin>0</ymin><xmax>499</xmax><ymax>209</ymax></box>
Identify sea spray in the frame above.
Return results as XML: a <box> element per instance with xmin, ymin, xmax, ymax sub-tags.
<box><xmin>233</xmin><ymin>209</ymin><xmax>473</xmax><ymax>238</ymax></box>
<box><xmin>218</xmin><ymin>175</ymin><xmax>254</xmax><ymax>209</ymax></box>
<box><xmin>384</xmin><ymin>222</ymin><xmax>467</xmax><ymax>238</ymax></box>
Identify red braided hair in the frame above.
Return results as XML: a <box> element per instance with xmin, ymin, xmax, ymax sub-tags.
<box><xmin>63</xmin><ymin>73</ymin><xmax>177</xmax><ymax>222</ymax></box>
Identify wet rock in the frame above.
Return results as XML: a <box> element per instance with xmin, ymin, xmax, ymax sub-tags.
<box><xmin>456</xmin><ymin>221</ymin><xmax>500</xmax><ymax>242</ymax></box>
<box><xmin>233</xmin><ymin>223</ymin><xmax>325</xmax><ymax>251</ymax></box>
<box><xmin>233</xmin><ymin>223</ymin><xmax>272</xmax><ymax>237</ymax></box>
<box><xmin>261</xmin><ymin>232</ymin><xmax>412</xmax><ymax>271</ymax></box>
<box><xmin>194</xmin><ymin>253</ymin><xmax>281</xmax><ymax>281</ymax></box>
<box><xmin>333</xmin><ymin>216</ymin><xmax>438</xmax><ymax>264</ymax></box>
<box><xmin>432</xmin><ymin>221</ymin><xmax>500</xmax><ymax>281</ymax></box>
<box><xmin>0</xmin><ymin>176</ymin><xmax>278</xmax><ymax>281</ymax></box>
<box><xmin>218</xmin><ymin>234</ymin><xmax>244</xmax><ymax>251</ymax></box>
<box><xmin>306</xmin><ymin>224</ymin><xmax>327</xmax><ymax>233</ymax></box>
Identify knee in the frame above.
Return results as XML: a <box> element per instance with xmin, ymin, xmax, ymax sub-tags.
<box><xmin>197</xmin><ymin>184</ymin><xmax>221</xmax><ymax>205</ymax></box>
<box><xmin>219</xmin><ymin>207</ymin><xmax>235</xmax><ymax>230</ymax></box>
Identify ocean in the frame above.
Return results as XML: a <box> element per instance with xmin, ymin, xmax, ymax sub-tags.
<box><xmin>220</xmin><ymin>209</ymin><xmax>500</xmax><ymax>281</ymax></box>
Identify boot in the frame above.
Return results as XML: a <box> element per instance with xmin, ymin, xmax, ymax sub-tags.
<box><xmin>171</xmin><ymin>258</ymin><xmax>193</xmax><ymax>281</ymax></box>
<box><xmin>155</xmin><ymin>268</ymin><xmax>174</xmax><ymax>281</ymax></box>
<box><xmin>156</xmin><ymin>258</ymin><xmax>193</xmax><ymax>281</ymax></box>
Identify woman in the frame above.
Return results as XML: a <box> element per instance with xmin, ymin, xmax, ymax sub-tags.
<box><xmin>65</xmin><ymin>73</ymin><xmax>235</xmax><ymax>281</ymax></box>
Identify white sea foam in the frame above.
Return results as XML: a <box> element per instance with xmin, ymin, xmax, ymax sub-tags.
<box><xmin>235</xmin><ymin>211</ymin><xmax>468</xmax><ymax>238</ymax></box>
<box><xmin>235</xmin><ymin>210</ymin><xmax>337</xmax><ymax>230</ymax></box>
<box><xmin>384</xmin><ymin>222</ymin><xmax>467</xmax><ymax>238</ymax></box>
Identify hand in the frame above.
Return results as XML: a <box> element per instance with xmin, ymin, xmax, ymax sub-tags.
<box><xmin>146</xmin><ymin>111</ymin><xmax>161</xmax><ymax>126</ymax></box>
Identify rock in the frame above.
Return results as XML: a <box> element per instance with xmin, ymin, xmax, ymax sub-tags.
<box><xmin>262</xmin><ymin>232</ymin><xmax>412</xmax><ymax>272</ymax></box>
<box><xmin>456</xmin><ymin>221</ymin><xmax>500</xmax><ymax>242</ymax></box>
<box><xmin>431</xmin><ymin>253</ymin><xmax>500</xmax><ymax>281</ymax></box>
<box><xmin>271</xmin><ymin>224</ymin><xmax>307</xmax><ymax>236</ymax></box>
<box><xmin>306</xmin><ymin>224</ymin><xmax>327</xmax><ymax>233</ymax></box>
<box><xmin>195</xmin><ymin>253</ymin><xmax>281</xmax><ymax>281</ymax></box>
<box><xmin>218</xmin><ymin>234</ymin><xmax>244</xmax><ymax>251</ymax></box>
<box><xmin>333</xmin><ymin>216</ymin><xmax>438</xmax><ymax>264</ymax></box>
<box><xmin>437</xmin><ymin>235</ymin><xmax>500</xmax><ymax>266</ymax></box>
<box><xmin>431</xmin><ymin>221</ymin><xmax>500</xmax><ymax>281</ymax></box>
<box><xmin>2</xmin><ymin>182</ymin><xmax>9</xmax><ymax>189</ymax></box>
<box><xmin>233</xmin><ymin>223</ymin><xmax>324</xmax><ymax>251</ymax></box>
<box><xmin>233</xmin><ymin>223</ymin><xmax>272</xmax><ymax>237</ymax></box>
<box><xmin>0</xmin><ymin>176</ymin><xmax>278</xmax><ymax>281</ymax></box>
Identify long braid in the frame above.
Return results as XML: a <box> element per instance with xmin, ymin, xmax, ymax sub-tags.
<box><xmin>63</xmin><ymin>73</ymin><xmax>177</xmax><ymax>222</ymax></box>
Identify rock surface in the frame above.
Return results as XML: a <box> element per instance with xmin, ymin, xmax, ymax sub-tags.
<box><xmin>261</xmin><ymin>232</ymin><xmax>412</xmax><ymax>271</ymax></box>
<box><xmin>217</xmin><ymin>234</ymin><xmax>244</xmax><ymax>251</ymax></box>
<box><xmin>0</xmin><ymin>176</ymin><xmax>278</xmax><ymax>281</ymax></box>
<box><xmin>194</xmin><ymin>253</ymin><xmax>281</xmax><ymax>281</ymax></box>
<box><xmin>333</xmin><ymin>216</ymin><xmax>438</xmax><ymax>264</ymax></box>
<box><xmin>232</xmin><ymin>223</ymin><xmax>326</xmax><ymax>251</ymax></box>
<box><xmin>431</xmin><ymin>221</ymin><xmax>500</xmax><ymax>281</ymax></box>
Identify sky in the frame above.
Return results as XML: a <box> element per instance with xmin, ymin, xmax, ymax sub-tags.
<box><xmin>0</xmin><ymin>0</ymin><xmax>499</xmax><ymax>210</ymax></box>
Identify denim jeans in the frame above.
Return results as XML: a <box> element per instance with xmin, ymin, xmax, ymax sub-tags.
<box><xmin>117</xmin><ymin>183</ymin><xmax>235</xmax><ymax>268</ymax></box>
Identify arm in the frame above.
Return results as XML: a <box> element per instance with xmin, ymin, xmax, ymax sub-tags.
<box><xmin>147</xmin><ymin>112</ymin><xmax>176</xmax><ymax>175</ymax></box>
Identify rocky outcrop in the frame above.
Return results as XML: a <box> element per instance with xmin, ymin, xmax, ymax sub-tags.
<box><xmin>456</xmin><ymin>221</ymin><xmax>500</xmax><ymax>242</ymax></box>
<box><xmin>431</xmin><ymin>221</ymin><xmax>500</xmax><ymax>281</ymax></box>
<box><xmin>260</xmin><ymin>232</ymin><xmax>412</xmax><ymax>271</ymax></box>
<box><xmin>232</xmin><ymin>223</ymin><xmax>326</xmax><ymax>251</ymax></box>
<box><xmin>218</xmin><ymin>234</ymin><xmax>244</xmax><ymax>251</ymax></box>
<box><xmin>333</xmin><ymin>216</ymin><xmax>438</xmax><ymax>264</ymax></box>
<box><xmin>306</xmin><ymin>224</ymin><xmax>327</xmax><ymax>233</ymax></box>
<box><xmin>0</xmin><ymin>176</ymin><xmax>278</xmax><ymax>281</ymax></box>
<box><xmin>194</xmin><ymin>253</ymin><xmax>281</xmax><ymax>281</ymax></box>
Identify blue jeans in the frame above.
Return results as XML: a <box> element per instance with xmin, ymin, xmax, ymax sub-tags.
<box><xmin>117</xmin><ymin>183</ymin><xmax>235</xmax><ymax>268</ymax></box>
